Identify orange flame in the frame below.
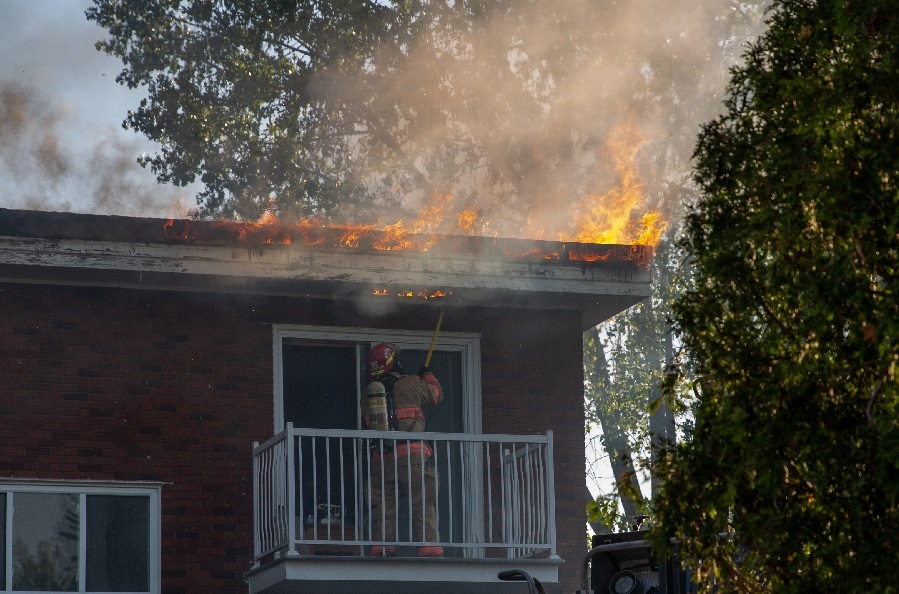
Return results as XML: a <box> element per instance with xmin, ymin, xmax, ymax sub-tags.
<box><xmin>457</xmin><ymin>210</ymin><xmax>479</xmax><ymax>233</ymax></box>
<box><xmin>163</xmin><ymin>123</ymin><xmax>666</xmax><ymax>267</ymax></box>
<box><xmin>371</xmin><ymin>288</ymin><xmax>452</xmax><ymax>300</ymax></box>
<box><xmin>562</xmin><ymin>122</ymin><xmax>667</xmax><ymax>247</ymax></box>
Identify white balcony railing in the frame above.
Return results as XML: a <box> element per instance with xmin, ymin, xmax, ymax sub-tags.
<box><xmin>252</xmin><ymin>424</ymin><xmax>556</xmax><ymax>564</ymax></box>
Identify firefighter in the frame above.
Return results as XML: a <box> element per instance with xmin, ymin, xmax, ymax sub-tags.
<box><xmin>363</xmin><ymin>342</ymin><xmax>444</xmax><ymax>557</ymax></box>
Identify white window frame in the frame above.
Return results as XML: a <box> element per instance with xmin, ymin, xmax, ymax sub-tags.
<box><xmin>272</xmin><ymin>324</ymin><xmax>482</xmax><ymax>435</ymax></box>
<box><xmin>0</xmin><ymin>479</ymin><xmax>162</xmax><ymax>594</ymax></box>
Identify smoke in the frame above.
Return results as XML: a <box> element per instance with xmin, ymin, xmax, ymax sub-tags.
<box><xmin>0</xmin><ymin>1</ymin><xmax>192</xmax><ymax>218</ymax></box>
<box><xmin>0</xmin><ymin>1</ymin><xmax>766</xmax><ymax>235</ymax></box>
<box><xmin>0</xmin><ymin>81</ymin><xmax>189</xmax><ymax>217</ymax></box>
<box><xmin>315</xmin><ymin>0</ymin><xmax>768</xmax><ymax>240</ymax></box>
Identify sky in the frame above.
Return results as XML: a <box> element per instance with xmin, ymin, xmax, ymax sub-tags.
<box><xmin>0</xmin><ymin>1</ymin><xmax>129</xmax><ymax>138</ymax></box>
<box><xmin>0</xmin><ymin>0</ymin><xmax>189</xmax><ymax>217</ymax></box>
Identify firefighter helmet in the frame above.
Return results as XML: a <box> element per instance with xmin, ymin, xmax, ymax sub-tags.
<box><xmin>367</xmin><ymin>342</ymin><xmax>399</xmax><ymax>378</ymax></box>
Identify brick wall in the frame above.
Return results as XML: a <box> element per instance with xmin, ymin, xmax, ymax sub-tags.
<box><xmin>0</xmin><ymin>284</ymin><xmax>587</xmax><ymax>594</ymax></box>
<box><xmin>1</xmin><ymin>286</ymin><xmax>274</xmax><ymax>594</ymax></box>
<box><xmin>478</xmin><ymin>308</ymin><xmax>588</xmax><ymax>593</ymax></box>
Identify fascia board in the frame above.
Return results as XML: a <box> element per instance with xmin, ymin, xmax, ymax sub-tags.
<box><xmin>0</xmin><ymin>236</ymin><xmax>651</xmax><ymax>300</ymax></box>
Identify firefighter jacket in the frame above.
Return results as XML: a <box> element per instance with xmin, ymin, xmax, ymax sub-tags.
<box><xmin>369</xmin><ymin>370</ymin><xmax>442</xmax><ymax>461</ymax></box>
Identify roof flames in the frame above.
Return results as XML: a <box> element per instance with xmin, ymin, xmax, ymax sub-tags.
<box><xmin>161</xmin><ymin>218</ymin><xmax>653</xmax><ymax>267</ymax></box>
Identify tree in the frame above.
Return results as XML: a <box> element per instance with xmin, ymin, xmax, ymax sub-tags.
<box><xmin>585</xmin><ymin>227</ymin><xmax>695</xmax><ymax>531</ymax></box>
<box><xmin>653</xmin><ymin>1</ymin><xmax>899</xmax><ymax>592</ymax></box>
<box><xmin>87</xmin><ymin>0</ymin><xmax>757</xmax><ymax>231</ymax></box>
<box><xmin>578</xmin><ymin>0</ymin><xmax>767</xmax><ymax>535</ymax></box>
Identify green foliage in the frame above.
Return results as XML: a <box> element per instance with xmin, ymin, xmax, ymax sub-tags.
<box><xmin>88</xmin><ymin>0</ymin><xmax>405</xmax><ymax>219</ymax></box>
<box><xmin>653</xmin><ymin>1</ymin><xmax>899</xmax><ymax>592</ymax></box>
<box><xmin>586</xmin><ymin>230</ymin><xmax>696</xmax><ymax>527</ymax></box>
<box><xmin>587</xmin><ymin>491</ymin><xmax>631</xmax><ymax>533</ymax></box>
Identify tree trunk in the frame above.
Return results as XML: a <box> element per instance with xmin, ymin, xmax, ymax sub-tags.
<box><xmin>588</xmin><ymin>327</ymin><xmax>646</xmax><ymax>523</ymax></box>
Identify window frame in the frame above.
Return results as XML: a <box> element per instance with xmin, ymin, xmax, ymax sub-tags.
<box><xmin>272</xmin><ymin>324</ymin><xmax>482</xmax><ymax>435</ymax></box>
<box><xmin>0</xmin><ymin>480</ymin><xmax>162</xmax><ymax>594</ymax></box>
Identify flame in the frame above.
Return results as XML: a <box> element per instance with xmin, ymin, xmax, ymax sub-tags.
<box><xmin>372</xmin><ymin>288</ymin><xmax>452</xmax><ymax>300</ymax></box>
<box><xmin>257</xmin><ymin>210</ymin><xmax>279</xmax><ymax>226</ymax></box>
<box><xmin>162</xmin><ymin>122</ymin><xmax>666</xmax><ymax>268</ymax></box>
<box><xmin>457</xmin><ymin>209</ymin><xmax>479</xmax><ymax>233</ymax></box>
<box><xmin>568</xmin><ymin>249</ymin><xmax>612</xmax><ymax>262</ymax></box>
<box><xmin>372</xmin><ymin>192</ymin><xmax>450</xmax><ymax>251</ymax></box>
<box><xmin>562</xmin><ymin>122</ymin><xmax>667</xmax><ymax>247</ymax></box>
<box><xmin>517</xmin><ymin>247</ymin><xmax>560</xmax><ymax>260</ymax></box>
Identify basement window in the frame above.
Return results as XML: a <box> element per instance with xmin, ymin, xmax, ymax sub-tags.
<box><xmin>0</xmin><ymin>481</ymin><xmax>160</xmax><ymax>594</ymax></box>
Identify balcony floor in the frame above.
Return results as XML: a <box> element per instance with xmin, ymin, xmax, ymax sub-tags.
<box><xmin>246</xmin><ymin>554</ymin><xmax>562</xmax><ymax>594</ymax></box>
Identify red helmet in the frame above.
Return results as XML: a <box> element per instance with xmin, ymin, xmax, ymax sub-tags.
<box><xmin>367</xmin><ymin>343</ymin><xmax>398</xmax><ymax>378</ymax></box>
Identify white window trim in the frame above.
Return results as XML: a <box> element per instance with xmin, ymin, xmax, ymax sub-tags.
<box><xmin>0</xmin><ymin>479</ymin><xmax>162</xmax><ymax>594</ymax></box>
<box><xmin>272</xmin><ymin>324</ymin><xmax>482</xmax><ymax>435</ymax></box>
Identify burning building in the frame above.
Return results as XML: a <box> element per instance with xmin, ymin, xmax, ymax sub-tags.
<box><xmin>0</xmin><ymin>207</ymin><xmax>651</xmax><ymax>594</ymax></box>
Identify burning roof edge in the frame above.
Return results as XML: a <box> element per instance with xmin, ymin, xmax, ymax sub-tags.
<box><xmin>0</xmin><ymin>208</ymin><xmax>652</xmax><ymax>329</ymax></box>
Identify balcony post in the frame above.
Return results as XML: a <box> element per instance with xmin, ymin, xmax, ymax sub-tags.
<box><xmin>252</xmin><ymin>440</ymin><xmax>260</xmax><ymax>567</ymax></box>
<box><xmin>545</xmin><ymin>431</ymin><xmax>560</xmax><ymax>560</ymax></box>
<box><xmin>286</xmin><ymin>422</ymin><xmax>298</xmax><ymax>557</ymax></box>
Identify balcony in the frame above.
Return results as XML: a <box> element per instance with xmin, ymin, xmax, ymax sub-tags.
<box><xmin>247</xmin><ymin>424</ymin><xmax>561</xmax><ymax>594</ymax></box>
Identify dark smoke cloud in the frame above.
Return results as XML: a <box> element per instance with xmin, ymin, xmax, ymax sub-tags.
<box><xmin>0</xmin><ymin>81</ymin><xmax>189</xmax><ymax>217</ymax></box>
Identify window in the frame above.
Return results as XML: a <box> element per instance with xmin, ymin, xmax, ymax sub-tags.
<box><xmin>0</xmin><ymin>482</ymin><xmax>161</xmax><ymax>594</ymax></box>
<box><xmin>272</xmin><ymin>325</ymin><xmax>481</xmax><ymax>434</ymax></box>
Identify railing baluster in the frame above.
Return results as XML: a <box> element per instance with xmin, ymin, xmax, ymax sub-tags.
<box><xmin>296</xmin><ymin>435</ymin><xmax>303</xmax><ymax>547</ymax></box>
<box><xmin>458</xmin><ymin>439</ymin><xmax>465</xmax><ymax>550</ymax></box>
<box><xmin>485</xmin><ymin>441</ymin><xmax>493</xmax><ymax>546</ymax></box>
<box><xmin>339</xmin><ymin>437</ymin><xmax>346</xmax><ymax>540</ymax></box>
<box><xmin>525</xmin><ymin>444</ymin><xmax>534</xmax><ymax>555</ymax></box>
<box><xmin>500</xmin><ymin>443</ymin><xmax>507</xmax><ymax>553</ymax></box>
<box><xmin>324</xmin><ymin>437</ymin><xmax>331</xmax><ymax>540</ymax></box>
<box><xmin>510</xmin><ymin>443</ymin><xmax>520</xmax><ymax>557</ymax></box>
<box><xmin>432</xmin><ymin>437</ymin><xmax>441</xmax><ymax>546</ymax></box>
<box><xmin>447</xmin><ymin>439</ymin><xmax>454</xmax><ymax>546</ymax></box>
<box><xmin>405</xmin><ymin>438</ymin><xmax>412</xmax><ymax>543</ymax></box>
<box><xmin>286</xmin><ymin>429</ymin><xmax>295</xmax><ymax>555</ymax></box>
<box><xmin>365</xmin><ymin>438</ymin><xmax>373</xmax><ymax>544</ymax></box>
<box><xmin>311</xmin><ymin>437</ymin><xmax>318</xmax><ymax>540</ymax></box>
<box><xmin>393</xmin><ymin>437</ymin><xmax>400</xmax><ymax>545</ymax></box>
<box><xmin>418</xmin><ymin>443</ymin><xmax>425</xmax><ymax>543</ymax></box>
<box><xmin>354</xmin><ymin>438</ymin><xmax>361</xmax><ymax>553</ymax></box>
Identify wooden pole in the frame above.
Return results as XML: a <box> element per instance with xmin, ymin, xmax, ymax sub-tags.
<box><xmin>423</xmin><ymin>309</ymin><xmax>444</xmax><ymax>367</ymax></box>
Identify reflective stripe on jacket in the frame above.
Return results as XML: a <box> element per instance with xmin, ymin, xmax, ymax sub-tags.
<box><xmin>370</xmin><ymin>440</ymin><xmax>433</xmax><ymax>462</ymax></box>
